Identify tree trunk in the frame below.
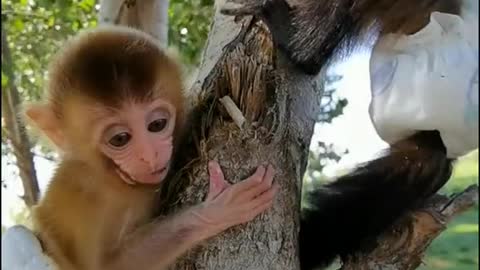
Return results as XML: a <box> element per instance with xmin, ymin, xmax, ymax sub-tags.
<box><xmin>1</xmin><ymin>25</ymin><xmax>40</xmax><ymax>208</ymax></box>
<box><xmin>164</xmin><ymin>2</ymin><xmax>323</xmax><ymax>269</ymax></box>
<box><xmin>99</xmin><ymin>0</ymin><xmax>478</xmax><ymax>269</ymax></box>
<box><xmin>98</xmin><ymin>0</ymin><xmax>169</xmax><ymax>46</ymax></box>
<box><xmin>102</xmin><ymin>0</ymin><xmax>319</xmax><ymax>268</ymax></box>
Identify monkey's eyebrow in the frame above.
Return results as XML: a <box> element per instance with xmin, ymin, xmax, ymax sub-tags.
<box><xmin>86</xmin><ymin>106</ymin><xmax>121</xmax><ymax>126</ymax></box>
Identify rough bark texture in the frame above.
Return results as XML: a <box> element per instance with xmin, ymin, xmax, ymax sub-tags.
<box><xmin>1</xmin><ymin>25</ymin><xmax>40</xmax><ymax>208</ymax></box>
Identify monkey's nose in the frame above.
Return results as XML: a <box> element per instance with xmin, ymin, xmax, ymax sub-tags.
<box><xmin>140</xmin><ymin>159</ymin><xmax>158</xmax><ymax>170</ymax></box>
<box><xmin>139</xmin><ymin>152</ymin><xmax>158</xmax><ymax>170</ymax></box>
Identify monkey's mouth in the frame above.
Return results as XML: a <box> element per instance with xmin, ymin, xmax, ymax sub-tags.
<box><xmin>115</xmin><ymin>167</ymin><xmax>137</xmax><ymax>185</ymax></box>
<box><xmin>115</xmin><ymin>165</ymin><xmax>168</xmax><ymax>186</ymax></box>
<box><xmin>151</xmin><ymin>167</ymin><xmax>167</xmax><ymax>176</ymax></box>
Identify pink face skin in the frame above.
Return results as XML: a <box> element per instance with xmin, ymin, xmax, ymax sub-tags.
<box><xmin>93</xmin><ymin>98</ymin><xmax>176</xmax><ymax>185</ymax></box>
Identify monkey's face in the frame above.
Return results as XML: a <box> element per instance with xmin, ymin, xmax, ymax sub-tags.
<box><xmin>25</xmin><ymin>26</ymin><xmax>186</xmax><ymax>185</ymax></box>
<box><xmin>92</xmin><ymin>98</ymin><xmax>176</xmax><ymax>185</ymax></box>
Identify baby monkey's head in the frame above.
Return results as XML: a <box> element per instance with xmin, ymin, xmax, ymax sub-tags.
<box><xmin>26</xmin><ymin>26</ymin><xmax>185</xmax><ymax>186</ymax></box>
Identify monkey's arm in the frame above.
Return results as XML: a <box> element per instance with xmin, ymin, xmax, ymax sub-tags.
<box><xmin>222</xmin><ymin>0</ymin><xmax>461</xmax><ymax>75</ymax></box>
<box><xmin>104</xmin><ymin>208</ymin><xmax>212</xmax><ymax>270</ymax></box>
<box><xmin>106</xmin><ymin>162</ymin><xmax>277</xmax><ymax>270</ymax></box>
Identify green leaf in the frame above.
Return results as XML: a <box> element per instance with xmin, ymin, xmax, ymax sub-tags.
<box><xmin>13</xmin><ymin>18</ymin><xmax>24</xmax><ymax>31</ymax></box>
<box><xmin>2</xmin><ymin>72</ymin><xmax>9</xmax><ymax>87</ymax></box>
<box><xmin>47</xmin><ymin>16</ymin><xmax>55</xmax><ymax>27</ymax></box>
<box><xmin>78</xmin><ymin>0</ymin><xmax>94</xmax><ymax>12</ymax></box>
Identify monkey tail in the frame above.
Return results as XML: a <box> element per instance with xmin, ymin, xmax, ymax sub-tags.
<box><xmin>299</xmin><ymin>130</ymin><xmax>455</xmax><ymax>270</ymax></box>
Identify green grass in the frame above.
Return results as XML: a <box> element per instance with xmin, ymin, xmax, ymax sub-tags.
<box><xmin>420</xmin><ymin>152</ymin><xmax>479</xmax><ymax>270</ymax></box>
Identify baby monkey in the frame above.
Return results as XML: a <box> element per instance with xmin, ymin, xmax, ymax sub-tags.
<box><xmin>25</xmin><ymin>26</ymin><xmax>278</xmax><ymax>270</ymax></box>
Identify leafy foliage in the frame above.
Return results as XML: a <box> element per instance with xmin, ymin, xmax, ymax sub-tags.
<box><xmin>169</xmin><ymin>0</ymin><xmax>213</xmax><ymax>66</ymax></box>
<box><xmin>317</xmin><ymin>74</ymin><xmax>348</xmax><ymax>124</ymax></box>
<box><xmin>2</xmin><ymin>0</ymin><xmax>99</xmax><ymax>161</ymax></box>
<box><xmin>305</xmin><ymin>74</ymin><xmax>349</xmax><ymax>182</ymax></box>
<box><xmin>2</xmin><ymin>0</ymin><xmax>98</xmax><ymax>102</ymax></box>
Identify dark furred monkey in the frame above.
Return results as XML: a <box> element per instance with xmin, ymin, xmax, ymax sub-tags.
<box><xmin>223</xmin><ymin>0</ymin><xmax>462</xmax><ymax>75</ymax></box>
<box><xmin>222</xmin><ymin>0</ymin><xmax>473</xmax><ymax>269</ymax></box>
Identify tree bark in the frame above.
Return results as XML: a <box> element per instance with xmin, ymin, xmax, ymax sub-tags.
<box><xmin>341</xmin><ymin>185</ymin><xmax>478</xmax><ymax>270</ymax></box>
<box><xmin>162</xmin><ymin>1</ymin><xmax>323</xmax><ymax>268</ymax></box>
<box><xmin>98</xmin><ymin>0</ymin><xmax>169</xmax><ymax>46</ymax></box>
<box><xmin>1</xmin><ymin>25</ymin><xmax>40</xmax><ymax>208</ymax></box>
<box><xmin>98</xmin><ymin>0</ymin><xmax>478</xmax><ymax>269</ymax></box>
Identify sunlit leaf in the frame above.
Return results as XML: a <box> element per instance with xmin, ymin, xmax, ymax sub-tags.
<box><xmin>47</xmin><ymin>16</ymin><xmax>55</xmax><ymax>26</ymax></box>
<box><xmin>13</xmin><ymin>18</ymin><xmax>24</xmax><ymax>31</ymax></box>
<box><xmin>79</xmin><ymin>0</ymin><xmax>94</xmax><ymax>12</ymax></box>
<box><xmin>2</xmin><ymin>72</ymin><xmax>9</xmax><ymax>87</ymax></box>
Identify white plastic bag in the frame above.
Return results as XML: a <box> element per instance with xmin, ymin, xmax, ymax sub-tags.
<box><xmin>1</xmin><ymin>225</ymin><xmax>57</xmax><ymax>270</ymax></box>
<box><xmin>369</xmin><ymin>11</ymin><xmax>478</xmax><ymax>158</ymax></box>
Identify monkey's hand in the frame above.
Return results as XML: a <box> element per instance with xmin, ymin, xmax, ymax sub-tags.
<box><xmin>193</xmin><ymin>160</ymin><xmax>278</xmax><ymax>238</ymax></box>
<box><xmin>1</xmin><ymin>225</ymin><xmax>58</xmax><ymax>270</ymax></box>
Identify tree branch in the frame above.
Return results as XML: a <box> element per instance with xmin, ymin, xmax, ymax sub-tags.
<box><xmin>1</xmin><ymin>24</ymin><xmax>40</xmax><ymax>208</ymax></box>
<box><xmin>341</xmin><ymin>185</ymin><xmax>479</xmax><ymax>270</ymax></box>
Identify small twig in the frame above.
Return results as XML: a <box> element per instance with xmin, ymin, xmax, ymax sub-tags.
<box><xmin>440</xmin><ymin>185</ymin><xmax>479</xmax><ymax>219</ymax></box>
<box><xmin>1</xmin><ymin>10</ymin><xmax>50</xmax><ymax>20</ymax></box>
<box><xmin>219</xmin><ymin>95</ymin><xmax>246</xmax><ymax>129</ymax></box>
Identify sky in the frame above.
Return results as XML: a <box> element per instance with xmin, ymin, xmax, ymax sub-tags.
<box><xmin>313</xmin><ymin>51</ymin><xmax>388</xmax><ymax>176</ymax></box>
<box><xmin>1</xmin><ymin>50</ymin><xmax>388</xmax><ymax>227</ymax></box>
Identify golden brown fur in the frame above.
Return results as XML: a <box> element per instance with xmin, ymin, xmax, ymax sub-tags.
<box><xmin>33</xmin><ymin>160</ymin><xmax>157</xmax><ymax>269</ymax></box>
<box><xmin>31</xmin><ymin>26</ymin><xmax>173</xmax><ymax>269</ymax></box>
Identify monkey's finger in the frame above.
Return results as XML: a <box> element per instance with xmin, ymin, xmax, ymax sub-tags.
<box><xmin>241</xmin><ymin>185</ymin><xmax>278</xmax><ymax>222</ymax></box>
<box><xmin>249</xmin><ymin>183</ymin><xmax>278</xmax><ymax>209</ymax></box>
<box><xmin>207</xmin><ymin>161</ymin><xmax>229</xmax><ymax>201</ymax></box>
<box><xmin>240</xmin><ymin>164</ymin><xmax>275</xmax><ymax>201</ymax></box>
<box><xmin>230</xmin><ymin>165</ymin><xmax>267</xmax><ymax>196</ymax></box>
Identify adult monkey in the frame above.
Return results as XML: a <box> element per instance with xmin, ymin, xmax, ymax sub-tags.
<box><xmin>222</xmin><ymin>0</ymin><xmax>478</xmax><ymax>269</ymax></box>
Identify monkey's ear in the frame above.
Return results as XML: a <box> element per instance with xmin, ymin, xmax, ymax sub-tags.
<box><xmin>24</xmin><ymin>104</ymin><xmax>66</xmax><ymax>150</ymax></box>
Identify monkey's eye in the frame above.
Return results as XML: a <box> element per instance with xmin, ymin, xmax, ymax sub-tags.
<box><xmin>148</xmin><ymin>119</ymin><xmax>167</xmax><ymax>133</ymax></box>
<box><xmin>108</xmin><ymin>132</ymin><xmax>131</xmax><ymax>148</ymax></box>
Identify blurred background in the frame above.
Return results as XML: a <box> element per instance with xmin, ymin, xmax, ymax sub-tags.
<box><xmin>1</xmin><ymin>1</ymin><xmax>478</xmax><ymax>269</ymax></box>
